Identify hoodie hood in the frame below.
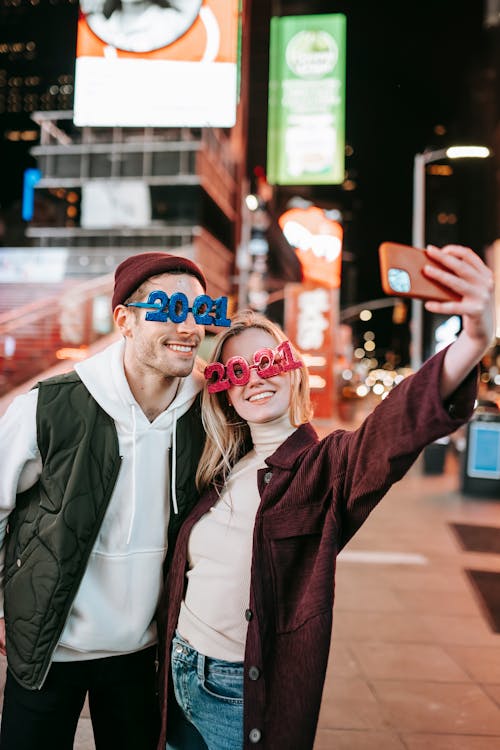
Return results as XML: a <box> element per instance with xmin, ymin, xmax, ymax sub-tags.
<box><xmin>75</xmin><ymin>338</ymin><xmax>205</xmax><ymax>433</ymax></box>
<box><xmin>76</xmin><ymin>339</ymin><xmax>205</xmax><ymax>521</ymax></box>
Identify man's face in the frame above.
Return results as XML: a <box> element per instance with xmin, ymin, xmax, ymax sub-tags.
<box><xmin>121</xmin><ymin>272</ymin><xmax>206</xmax><ymax>379</ymax></box>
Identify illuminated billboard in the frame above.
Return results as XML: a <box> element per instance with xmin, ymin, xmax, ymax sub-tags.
<box><xmin>278</xmin><ymin>205</ymin><xmax>342</xmax><ymax>288</ymax></box>
<box><xmin>74</xmin><ymin>0</ymin><xmax>239</xmax><ymax>127</ymax></box>
<box><xmin>285</xmin><ymin>284</ymin><xmax>337</xmax><ymax>418</ymax></box>
<box><xmin>267</xmin><ymin>13</ymin><xmax>346</xmax><ymax>185</ymax></box>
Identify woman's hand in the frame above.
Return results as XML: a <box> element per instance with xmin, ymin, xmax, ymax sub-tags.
<box><xmin>422</xmin><ymin>244</ymin><xmax>496</xmax><ymax>400</ymax></box>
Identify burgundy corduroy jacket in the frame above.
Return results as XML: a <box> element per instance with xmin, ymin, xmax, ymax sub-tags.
<box><xmin>157</xmin><ymin>349</ymin><xmax>477</xmax><ymax>750</ymax></box>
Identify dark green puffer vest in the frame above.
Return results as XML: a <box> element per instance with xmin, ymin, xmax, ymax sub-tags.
<box><xmin>3</xmin><ymin>371</ymin><xmax>204</xmax><ymax>690</ymax></box>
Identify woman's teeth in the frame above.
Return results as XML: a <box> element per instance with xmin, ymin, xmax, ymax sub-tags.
<box><xmin>248</xmin><ymin>391</ymin><xmax>273</xmax><ymax>402</ymax></box>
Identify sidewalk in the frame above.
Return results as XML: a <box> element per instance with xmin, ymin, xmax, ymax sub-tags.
<box><xmin>314</xmin><ymin>446</ymin><xmax>500</xmax><ymax>750</ymax></box>
<box><xmin>1</xmin><ymin>425</ymin><xmax>499</xmax><ymax>749</ymax></box>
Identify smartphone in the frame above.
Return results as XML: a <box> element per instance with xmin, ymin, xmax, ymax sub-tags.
<box><xmin>378</xmin><ymin>242</ymin><xmax>461</xmax><ymax>302</ymax></box>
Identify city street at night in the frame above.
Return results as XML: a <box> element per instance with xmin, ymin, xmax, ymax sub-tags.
<box><xmin>0</xmin><ymin>1</ymin><xmax>499</xmax><ymax>749</ymax></box>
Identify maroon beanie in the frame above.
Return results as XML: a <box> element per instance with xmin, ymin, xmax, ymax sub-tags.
<box><xmin>112</xmin><ymin>252</ymin><xmax>207</xmax><ymax>310</ymax></box>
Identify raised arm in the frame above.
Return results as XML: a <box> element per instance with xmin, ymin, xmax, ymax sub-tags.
<box><xmin>422</xmin><ymin>244</ymin><xmax>496</xmax><ymax>400</ymax></box>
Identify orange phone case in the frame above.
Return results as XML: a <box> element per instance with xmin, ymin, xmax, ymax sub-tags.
<box><xmin>378</xmin><ymin>242</ymin><xmax>460</xmax><ymax>302</ymax></box>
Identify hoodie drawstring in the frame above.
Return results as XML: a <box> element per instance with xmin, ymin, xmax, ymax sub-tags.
<box><xmin>126</xmin><ymin>404</ymin><xmax>137</xmax><ymax>544</ymax></box>
<box><xmin>171</xmin><ymin>407</ymin><xmax>179</xmax><ymax>515</ymax></box>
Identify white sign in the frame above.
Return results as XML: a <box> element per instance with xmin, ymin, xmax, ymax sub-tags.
<box><xmin>296</xmin><ymin>288</ymin><xmax>329</xmax><ymax>350</ymax></box>
<box><xmin>0</xmin><ymin>248</ymin><xmax>68</xmax><ymax>283</ymax></box>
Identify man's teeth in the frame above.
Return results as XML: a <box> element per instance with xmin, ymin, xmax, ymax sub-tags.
<box><xmin>249</xmin><ymin>392</ymin><xmax>273</xmax><ymax>402</ymax></box>
<box><xmin>168</xmin><ymin>344</ymin><xmax>192</xmax><ymax>352</ymax></box>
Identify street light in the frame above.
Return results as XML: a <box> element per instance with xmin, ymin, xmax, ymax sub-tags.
<box><xmin>410</xmin><ymin>145</ymin><xmax>490</xmax><ymax>371</ymax></box>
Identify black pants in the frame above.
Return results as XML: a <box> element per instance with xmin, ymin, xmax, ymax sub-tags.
<box><xmin>0</xmin><ymin>647</ymin><xmax>160</xmax><ymax>750</ymax></box>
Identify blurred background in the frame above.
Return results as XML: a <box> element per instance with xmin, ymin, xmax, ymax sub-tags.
<box><xmin>0</xmin><ymin>0</ymin><xmax>499</xmax><ymax>423</ymax></box>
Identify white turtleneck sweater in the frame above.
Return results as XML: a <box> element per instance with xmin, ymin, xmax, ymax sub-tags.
<box><xmin>177</xmin><ymin>413</ymin><xmax>296</xmax><ymax>661</ymax></box>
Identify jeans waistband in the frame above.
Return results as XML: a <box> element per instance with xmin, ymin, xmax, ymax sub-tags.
<box><xmin>172</xmin><ymin>631</ymin><xmax>244</xmax><ymax>681</ymax></box>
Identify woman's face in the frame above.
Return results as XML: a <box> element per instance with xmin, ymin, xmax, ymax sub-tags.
<box><xmin>221</xmin><ymin>328</ymin><xmax>292</xmax><ymax>424</ymax></box>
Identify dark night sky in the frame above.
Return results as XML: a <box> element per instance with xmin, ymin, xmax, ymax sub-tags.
<box><xmin>343</xmin><ymin>2</ymin><xmax>488</xmax><ymax>234</ymax></box>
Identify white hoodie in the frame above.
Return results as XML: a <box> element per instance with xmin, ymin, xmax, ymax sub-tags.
<box><xmin>0</xmin><ymin>339</ymin><xmax>205</xmax><ymax>661</ymax></box>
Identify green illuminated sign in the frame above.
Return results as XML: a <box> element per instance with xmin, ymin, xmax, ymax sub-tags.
<box><xmin>267</xmin><ymin>14</ymin><xmax>346</xmax><ymax>185</ymax></box>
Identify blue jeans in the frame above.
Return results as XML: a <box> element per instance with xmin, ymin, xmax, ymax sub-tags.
<box><xmin>166</xmin><ymin>632</ymin><xmax>243</xmax><ymax>750</ymax></box>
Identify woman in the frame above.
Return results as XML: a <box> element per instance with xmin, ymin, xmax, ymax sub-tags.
<box><xmin>158</xmin><ymin>244</ymin><xmax>495</xmax><ymax>750</ymax></box>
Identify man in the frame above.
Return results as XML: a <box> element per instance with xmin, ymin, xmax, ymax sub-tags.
<box><xmin>0</xmin><ymin>252</ymin><xmax>208</xmax><ymax>749</ymax></box>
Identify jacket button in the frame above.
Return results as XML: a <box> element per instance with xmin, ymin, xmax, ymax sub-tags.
<box><xmin>245</xmin><ymin>608</ymin><xmax>253</xmax><ymax>621</ymax></box>
<box><xmin>16</xmin><ymin>558</ymin><xmax>21</xmax><ymax>568</ymax></box>
<box><xmin>248</xmin><ymin>666</ymin><xmax>260</xmax><ymax>680</ymax></box>
<box><xmin>249</xmin><ymin>728</ymin><xmax>261</xmax><ymax>743</ymax></box>
<box><xmin>264</xmin><ymin>471</ymin><xmax>272</xmax><ymax>484</ymax></box>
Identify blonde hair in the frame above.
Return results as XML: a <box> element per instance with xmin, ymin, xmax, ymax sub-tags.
<box><xmin>196</xmin><ymin>309</ymin><xmax>313</xmax><ymax>493</ymax></box>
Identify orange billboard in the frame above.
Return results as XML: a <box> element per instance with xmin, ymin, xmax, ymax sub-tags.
<box><xmin>278</xmin><ymin>206</ymin><xmax>342</xmax><ymax>289</ymax></box>
<box><xmin>74</xmin><ymin>0</ymin><xmax>239</xmax><ymax>127</ymax></box>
